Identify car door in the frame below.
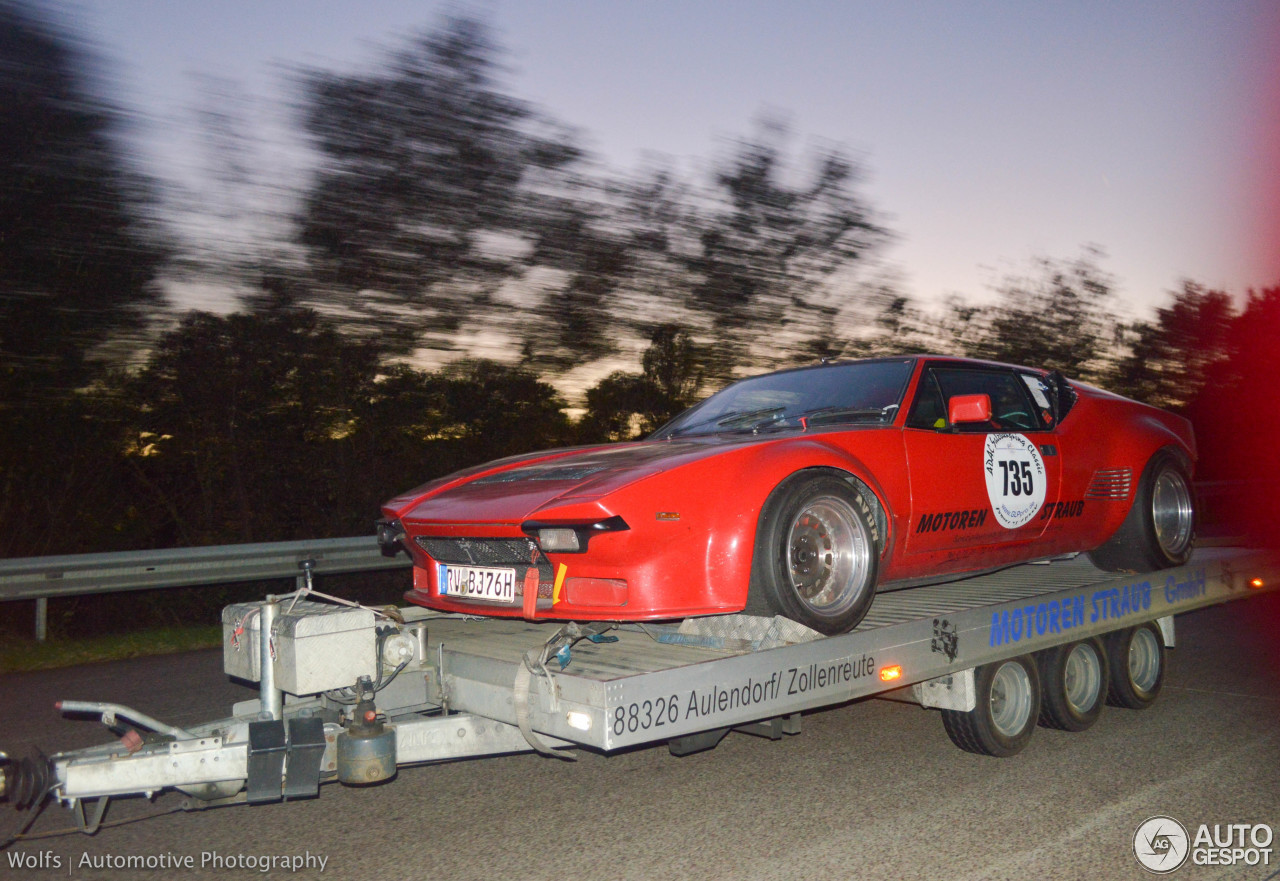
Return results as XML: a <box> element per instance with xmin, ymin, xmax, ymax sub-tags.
<box><xmin>902</xmin><ymin>364</ymin><xmax>1062</xmax><ymax>557</ymax></box>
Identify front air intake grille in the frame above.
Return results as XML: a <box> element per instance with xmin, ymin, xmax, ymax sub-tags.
<box><xmin>417</xmin><ymin>536</ymin><xmax>537</xmax><ymax>566</ymax></box>
<box><xmin>1085</xmin><ymin>467</ymin><xmax>1133</xmax><ymax>500</ymax></box>
<box><xmin>415</xmin><ymin>536</ymin><xmax>557</xmax><ymax>588</ymax></box>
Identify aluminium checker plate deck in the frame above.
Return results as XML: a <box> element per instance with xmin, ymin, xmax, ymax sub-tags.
<box><xmin>419</xmin><ymin>547</ymin><xmax>1278</xmax><ymax>752</ymax></box>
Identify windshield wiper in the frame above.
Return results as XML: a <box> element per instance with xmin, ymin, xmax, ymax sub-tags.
<box><xmin>664</xmin><ymin>407</ymin><xmax>786</xmax><ymax>438</ymax></box>
<box><xmin>798</xmin><ymin>404</ymin><xmax>898</xmax><ymax>425</ymax></box>
<box><xmin>715</xmin><ymin>407</ymin><xmax>786</xmax><ymax>429</ymax></box>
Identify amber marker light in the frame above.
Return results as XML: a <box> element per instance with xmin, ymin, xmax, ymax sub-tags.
<box><xmin>1250</xmin><ymin>577</ymin><xmax>1265</xmax><ymax>589</ymax></box>
<box><xmin>879</xmin><ymin>665</ymin><xmax>903</xmax><ymax>683</ymax></box>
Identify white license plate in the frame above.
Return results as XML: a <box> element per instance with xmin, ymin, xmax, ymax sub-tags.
<box><xmin>437</xmin><ymin>563</ymin><xmax>517</xmax><ymax>604</ymax></box>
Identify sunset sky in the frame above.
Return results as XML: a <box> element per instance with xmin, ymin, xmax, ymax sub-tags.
<box><xmin>69</xmin><ymin>0</ymin><xmax>1280</xmax><ymax>319</ymax></box>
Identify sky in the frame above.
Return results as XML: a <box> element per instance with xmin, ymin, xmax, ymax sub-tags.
<box><xmin>64</xmin><ymin>0</ymin><xmax>1280</xmax><ymax>322</ymax></box>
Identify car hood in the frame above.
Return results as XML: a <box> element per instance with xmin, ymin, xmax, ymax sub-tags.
<box><xmin>386</xmin><ymin>436</ymin><xmax>762</xmax><ymax>524</ymax></box>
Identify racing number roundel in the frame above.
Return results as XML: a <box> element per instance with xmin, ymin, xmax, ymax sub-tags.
<box><xmin>983</xmin><ymin>433</ymin><xmax>1046</xmax><ymax>529</ymax></box>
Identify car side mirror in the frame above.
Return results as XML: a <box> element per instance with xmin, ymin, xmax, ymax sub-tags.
<box><xmin>948</xmin><ymin>393</ymin><xmax>991</xmax><ymax>424</ymax></box>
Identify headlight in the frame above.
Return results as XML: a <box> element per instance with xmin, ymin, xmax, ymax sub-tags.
<box><xmin>537</xmin><ymin>528</ymin><xmax>580</xmax><ymax>552</ymax></box>
<box><xmin>520</xmin><ymin>515</ymin><xmax>629</xmax><ymax>553</ymax></box>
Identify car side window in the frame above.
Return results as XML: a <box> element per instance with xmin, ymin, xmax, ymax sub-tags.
<box><xmin>1018</xmin><ymin>373</ymin><xmax>1058</xmax><ymax>428</ymax></box>
<box><xmin>927</xmin><ymin>367</ymin><xmax>1047</xmax><ymax>432</ymax></box>
<box><xmin>905</xmin><ymin>371</ymin><xmax>948</xmax><ymax>429</ymax></box>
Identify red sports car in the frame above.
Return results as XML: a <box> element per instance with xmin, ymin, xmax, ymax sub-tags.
<box><xmin>379</xmin><ymin>356</ymin><xmax>1196</xmax><ymax>634</ymax></box>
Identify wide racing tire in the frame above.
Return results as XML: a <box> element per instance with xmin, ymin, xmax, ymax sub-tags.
<box><xmin>1036</xmin><ymin>637</ymin><xmax>1107</xmax><ymax>731</ymax></box>
<box><xmin>1088</xmin><ymin>449</ymin><xmax>1195</xmax><ymax>573</ymax></box>
<box><xmin>941</xmin><ymin>656</ymin><xmax>1041</xmax><ymax>757</ymax></box>
<box><xmin>747</xmin><ymin>472</ymin><xmax>879</xmax><ymax>635</ymax></box>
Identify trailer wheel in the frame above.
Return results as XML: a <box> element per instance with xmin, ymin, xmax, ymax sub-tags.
<box><xmin>1037</xmin><ymin>637</ymin><xmax>1107</xmax><ymax>731</ymax></box>
<box><xmin>1106</xmin><ymin>622</ymin><xmax>1165</xmax><ymax>709</ymax></box>
<box><xmin>1088</xmin><ymin>450</ymin><xmax>1195</xmax><ymax>572</ymax></box>
<box><xmin>748</xmin><ymin>473</ymin><xmax>879</xmax><ymax>635</ymax></box>
<box><xmin>941</xmin><ymin>656</ymin><xmax>1040</xmax><ymax>757</ymax></box>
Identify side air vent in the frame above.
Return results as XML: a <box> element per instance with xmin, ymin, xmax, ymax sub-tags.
<box><xmin>473</xmin><ymin>464</ymin><xmax>609</xmax><ymax>484</ymax></box>
<box><xmin>1085</xmin><ymin>467</ymin><xmax>1133</xmax><ymax>500</ymax></box>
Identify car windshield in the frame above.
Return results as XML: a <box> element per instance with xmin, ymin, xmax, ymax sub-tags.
<box><xmin>651</xmin><ymin>359</ymin><xmax>916</xmax><ymax>439</ymax></box>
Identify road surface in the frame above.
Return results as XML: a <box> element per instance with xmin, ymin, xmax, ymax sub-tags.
<box><xmin>2</xmin><ymin>591</ymin><xmax>1277</xmax><ymax>880</ymax></box>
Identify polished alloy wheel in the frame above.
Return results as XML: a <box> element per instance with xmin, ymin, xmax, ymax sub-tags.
<box><xmin>1151</xmin><ymin>468</ymin><xmax>1194</xmax><ymax>558</ymax></box>
<box><xmin>785</xmin><ymin>495</ymin><xmax>871</xmax><ymax>615</ymax></box>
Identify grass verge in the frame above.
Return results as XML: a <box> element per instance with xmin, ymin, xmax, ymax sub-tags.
<box><xmin>0</xmin><ymin>625</ymin><xmax>222</xmax><ymax>673</ymax></box>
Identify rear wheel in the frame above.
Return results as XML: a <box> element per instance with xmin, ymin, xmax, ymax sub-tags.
<box><xmin>1089</xmin><ymin>450</ymin><xmax>1195</xmax><ymax>572</ymax></box>
<box><xmin>1106</xmin><ymin>622</ymin><xmax>1165</xmax><ymax>709</ymax></box>
<box><xmin>748</xmin><ymin>473</ymin><xmax>879</xmax><ymax>635</ymax></box>
<box><xmin>1037</xmin><ymin>637</ymin><xmax>1107</xmax><ymax>731</ymax></box>
<box><xmin>942</xmin><ymin>656</ymin><xmax>1040</xmax><ymax>757</ymax></box>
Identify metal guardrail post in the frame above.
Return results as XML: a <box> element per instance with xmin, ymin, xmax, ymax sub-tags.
<box><xmin>35</xmin><ymin>597</ymin><xmax>47</xmax><ymax>642</ymax></box>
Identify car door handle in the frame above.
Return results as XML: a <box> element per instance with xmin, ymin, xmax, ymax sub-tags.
<box><xmin>1039</xmin><ymin>444</ymin><xmax>1058</xmax><ymax>456</ymax></box>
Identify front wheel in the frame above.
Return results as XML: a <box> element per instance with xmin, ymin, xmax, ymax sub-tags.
<box><xmin>748</xmin><ymin>473</ymin><xmax>879</xmax><ymax>635</ymax></box>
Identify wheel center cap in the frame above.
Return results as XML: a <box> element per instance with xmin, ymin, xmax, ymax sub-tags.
<box><xmin>793</xmin><ymin>540</ymin><xmax>816</xmax><ymax>565</ymax></box>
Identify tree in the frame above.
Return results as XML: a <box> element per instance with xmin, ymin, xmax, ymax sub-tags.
<box><xmin>1108</xmin><ymin>281</ymin><xmax>1234</xmax><ymax>410</ymax></box>
<box><xmin>0</xmin><ymin>1</ymin><xmax>167</xmax><ymax>558</ymax></box>
<box><xmin>343</xmin><ymin>359</ymin><xmax>574</xmax><ymax>516</ymax></box>
<box><xmin>951</xmin><ymin>248</ymin><xmax>1120</xmax><ymax>382</ymax></box>
<box><xmin>1184</xmin><ymin>285</ymin><xmax>1280</xmax><ymax>547</ymax></box>
<box><xmin>580</xmin><ymin>325</ymin><xmax>703</xmax><ymax>441</ymax></box>
<box><xmin>296</xmin><ymin>15</ymin><xmax>587</xmax><ymax>352</ymax></box>
<box><xmin>161</xmin><ymin>75</ymin><xmax>305</xmax><ymax>298</ymax></box>
<box><xmin>518</xmin><ymin>196</ymin><xmax>634</xmax><ymax>371</ymax></box>
<box><xmin>676</xmin><ymin>124</ymin><xmax>885</xmax><ymax>376</ymax></box>
<box><xmin>0</xmin><ymin>0</ymin><xmax>166</xmax><ymax>402</ymax></box>
<box><xmin>124</xmin><ymin>289</ymin><xmax>381</xmax><ymax>546</ymax></box>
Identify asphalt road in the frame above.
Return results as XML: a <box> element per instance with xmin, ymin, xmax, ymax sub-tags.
<box><xmin>2</xmin><ymin>591</ymin><xmax>1278</xmax><ymax>881</ymax></box>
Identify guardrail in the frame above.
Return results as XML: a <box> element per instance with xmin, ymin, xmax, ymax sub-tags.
<box><xmin>0</xmin><ymin>537</ymin><xmax>411</xmax><ymax>641</ymax></box>
<box><xmin>0</xmin><ymin>480</ymin><xmax>1249</xmax><ymax>643</ymax></box>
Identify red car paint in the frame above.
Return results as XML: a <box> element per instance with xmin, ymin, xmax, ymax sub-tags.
<box><xmin>381</xmin><ymin>356</ymin><xmax>1195</xmax><ymax>623</ymax></box>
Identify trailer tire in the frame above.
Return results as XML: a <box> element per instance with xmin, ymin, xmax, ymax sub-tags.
<box><xmin>1105</xmin><ymin>622</ymin><xmax>1165</xmax><ymax>709</ymax></box>
<box><xmin>748</xmin><ymin>473</ymin><xmax>879</xmax><ymax>635</ymax></box>
<box><xmin>941</xmin><ymin>656</ymin><xmax>1040</xmax><ymax>757</ymax></box>
<box><xmin>1037</xmin><ymin>637</ymin><xmax>1107</xmax><ymax>731</ymax></box>
<box><xmin>1088</xmin><ymin>450</ymin><xmax>1196</xmax><ymax>573</ymax></box>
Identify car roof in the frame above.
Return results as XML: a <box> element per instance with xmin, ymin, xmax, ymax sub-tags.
<box><xmin>740</xmin><ymin>354</ymin><xmax>1046</xmax><ymax>381</ymax></box>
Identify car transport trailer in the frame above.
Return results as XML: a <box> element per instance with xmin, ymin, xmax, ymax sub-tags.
<box><xmin>2</xmin><ymin>546</ymin><xmax>1276</xmax><ymax>834</ymax></box>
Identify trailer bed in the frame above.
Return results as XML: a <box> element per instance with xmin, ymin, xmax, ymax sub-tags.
<box><xmin>418</xmin><ymin>547</ymin><xmax>1273</xmax><ymax>751</ymax></box>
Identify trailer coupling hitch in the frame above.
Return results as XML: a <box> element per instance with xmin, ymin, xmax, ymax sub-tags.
<box><xmin>1</xmin><ymin>751</ymin><xmax>54</xmax><ymax>811</ymax></box>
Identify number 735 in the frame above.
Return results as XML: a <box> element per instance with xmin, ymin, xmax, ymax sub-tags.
<box><xmin>999</xmin><ymin>459</ymin><xmax>1034</xmax><ymax>496</ymax></box>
